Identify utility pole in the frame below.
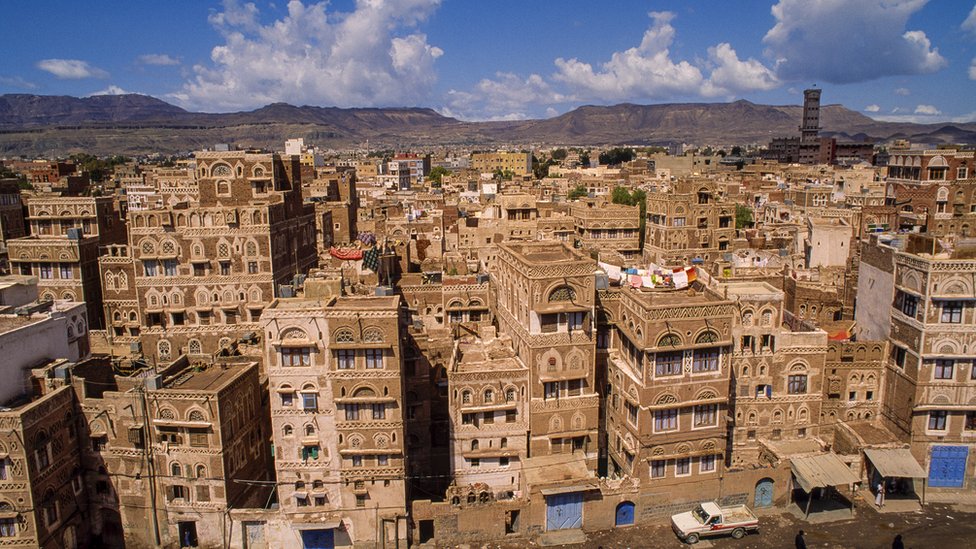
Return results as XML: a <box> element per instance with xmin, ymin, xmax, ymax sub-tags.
<box><xmin>138</xmin><ymin>385</ymin><xmax>162</xmax><ymax>546</ymax></box>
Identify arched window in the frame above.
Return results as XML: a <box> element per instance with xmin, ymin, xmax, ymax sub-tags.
<box><xmin>196</xmin><ymin>465</ymin><xmax>206</xmax><ymax>478</ymax></box>
<box><xmin>505</xmin><ymin>388</ymin><xmax>516</xmax><ymax>402</ymax></box>
<box><xmin>305</xmin><ymin>425</ymin><xmax>315</xmax><ymax>436</ymax></box>
<box><xmin>484</xmin><ymin>389</ymin><xmax>494</xmax><ymax>403</ymax></box>
<box><xmin>471</xmin><ymin>440</ymin><xmax>479</xmax><ymax>450</ymax></box>
<box><xmin>171</xmin><ymin>463</ymin><xmax>182</xmax><ymax>477</ymax></box>
<box><xmin>188</xmin><ymin>339</ymin><xmax>202</xmax><ymax>355</ymax></box>
<box><xmin>283</xmin><ymin>424</ymin><xmax>294</xmax><ymax>436</ymax></box>
<box><xmin>548</xmin><ymin>285</ymin><xmax>576</xmax><ymax>302</ymax></box>
<box><xmin>461</xmin><ymin>391</ymin><xmax>472</xmax><ymax>404</ymax></box>
<box><xmin>157</xmin><ymin>340</ymin><xmax>172</xmax><ymax>361</ymax></box>
<box><xmin>245</xmin><ymin>242</ymin><xmax>258</xmax><ymax>256</ymax></box>
<box><xmin>658</xmin><ymin>333</ymin><xmax>682</xmax><ymax>347</ymax></box>
<box><xmin>696</xmin><ymin>331</ymin><xmax>718</xmax><ymax>344</ymax></box>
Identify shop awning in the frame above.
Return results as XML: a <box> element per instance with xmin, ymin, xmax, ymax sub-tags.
<box><xmin>540</xmin><ymin>482</ymin><xmax>599</xmax><ymax>496</ymax></box>
<box><xmin>864</xmin><ymin>448</ymin><xmax>926</xmax><ymax>479</ymax></box>
<box><xmin>791</xmin><ymin>453</ymin><xmax>859</xmax><ymax>493</ymax></box>
<box><xmin>293</xmin><ymin>520</ymin><xmax>342</xmax><ymax>530</ymax></box>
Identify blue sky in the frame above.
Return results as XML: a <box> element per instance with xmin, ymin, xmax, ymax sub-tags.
<box><xmin>1</xmin><ymin>0</ymin><xmax>974</xmax><ymax>123</ymax></box>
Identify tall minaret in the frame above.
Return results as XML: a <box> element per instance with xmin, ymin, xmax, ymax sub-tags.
<box><xmin>800</xmin><ymin>88</ymin><xmax>822</xmax><ymax>145</ymax></box>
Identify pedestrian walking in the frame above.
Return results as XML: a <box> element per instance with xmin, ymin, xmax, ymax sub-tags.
<box><xmin>795</xmin><ymin>529</ymin><xmax>807</xmax><ymax>549</ymax></box>
<box><xmin>892</xmin><ymin>534</ymin><xmax>904</xmax><ymax>549</ymax></box>
<box><xmin>875</xmin><ymin>481</ymin><xmax>885</xmax><ymax>507</ymax></box>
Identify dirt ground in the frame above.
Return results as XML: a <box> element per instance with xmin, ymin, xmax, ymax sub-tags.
<box><xmin>472</xmin><ymin>498</ymin><xmax>976</xmax><ymax>549</ymax></box>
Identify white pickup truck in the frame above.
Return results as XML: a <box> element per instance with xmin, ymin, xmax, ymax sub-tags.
<box><xmin>670</xmin><ymin>501</ymin><xmax>759</xmax><ymax>544</ymax></box>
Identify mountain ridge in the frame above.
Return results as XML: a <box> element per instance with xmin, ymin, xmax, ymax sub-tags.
<box><xmin>0</xmin><ymin>93</ymin><xmax>973</xmax><ymax>156</ymax></box>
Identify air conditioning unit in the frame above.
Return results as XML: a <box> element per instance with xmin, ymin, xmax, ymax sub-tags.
<box><xmin>144</xmin><ymin>375</ymin><xmax>164</xmax><ymax>390</ymax></box>
<box><xmin>66</xmin><ymin>228</ymin><xmax>82</xmax><ymax>240</ymax></box>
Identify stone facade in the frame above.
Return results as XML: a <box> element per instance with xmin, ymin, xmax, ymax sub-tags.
<box><xmin>490</xmin><ymin>242</ymin><xmax>601</xmax><ymax>469</ymax></box>
<box><xmin>644</xmin><ymin>179</ymin><xmax>735</xmax><ymax>267</ymax></box>
<box><xmin>262</xmin><ymin>294</ymin><xmax>408</xmax><ymax>548</ymax></box>
<box><xmin>106</xmin><ymin>150</ymin><xmax>317</xmax><ymax>364</ymax></box>
<box><xmin>8</xmin><ymin>196</ymin><xmax>124</xmax><ymax>327</ymax></box>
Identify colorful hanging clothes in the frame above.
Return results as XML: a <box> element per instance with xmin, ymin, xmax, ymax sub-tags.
<box><xmin>672</xmin><ymin>269</ymin><xmax>689</xmax><ymax>289</ymax></box>
<box><xmin>329</xmin><ymin>246</ymin><xmax>363</xmax><ymax>260</ymax></box>
<box><xmin>629</xmin><ymin>275</ymin><xmax>643</xmax><ymax>288</ymax></box>
<box><xmin>362</xmin><ymin>247</ymin><xmax>380</xmax><ymax>272</ymax></box>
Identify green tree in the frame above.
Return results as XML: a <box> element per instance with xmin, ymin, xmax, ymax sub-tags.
<box><xmin>735</xmin><ymin>204</ymin><xmax>753</xmax><ymax>229</ymax></box>
<box><xmin>551</xmin><ymin>148</ymin><xmax>568</xmax><ymax>161</ymax></box>
<box><xmin>568</xmin><ymin>184</ymin><xmax>588</xmax><ymax>200</ymax></box>
<box><xmin>730</xmin><ymin>146</ymin><xmax>743</xmax><ymax>156</ymax></box>
<box><xmin>428</xmin><ymin>166</ymin><xmax>450</xmax><ymax>186</ymax></box>
<box><xmin>534</xmin><ymin>158</ymin><xmax>556</xmax><ymax>180</ymax></box>
<box><xmin>579</xmin><ymin>152</ymin><xmax>590</xmax><ymax>167</ymax></box>
<box><xmin>493</xmin><ymin>168</ymin><xmax>515</xmax><ymax>181</ymax></box>
<box><xmin>599</xmin><ymin>147</ymin><xmax>636</xmax><ymax>166</ymax></box>
<box><xmin>611</xmin><ymin>187</ymin><xmax>647</xmax><ymax>251</ymax></box>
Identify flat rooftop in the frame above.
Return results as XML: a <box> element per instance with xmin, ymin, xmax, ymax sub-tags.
<box><xmin>161</xmin><ymin>363</ymin><xmax>250</xmax><ymax>392</ymax></box>
<box><xmin>718</xmin><ymin>281</ymin><xmax>784</xmax><ymax>299</ymax></box>
<box><xmin>501</xmin><ymin>242</ymin><xmax>587</xmax><ymax>264</ymax></box>
<box><xmin>0</xmin><ymin>314</ymin><xmax>44</xmax><ymax>334</ymax></box>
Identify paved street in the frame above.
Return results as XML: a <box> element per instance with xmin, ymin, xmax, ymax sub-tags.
<box><xmin>577</xmin><ymin>501</ymin><xmax>976</xmax><ymax>549</ymax></box>
<box><xmin>475</xmin><ymin>497</ymin><xmax>976</xmax><ymax>549</ymax></box>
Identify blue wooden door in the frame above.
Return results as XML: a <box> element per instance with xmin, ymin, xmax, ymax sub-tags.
<box><xmin>301</xmin><ymin>529</ymin><xmax>334</xmax><ymax>549</ymax></box>
<box><xmin>546</xmin><ymin>492</ymin><xmax>584</xmax><ymax>531</ymax></box>
<box><xmin>615</xmin><ymin>501</ymin><xmax>635</xmax><ymax>526</ymax></box>
<box><xmin>754</xmin><ymin>478</ymin><xmax>774</xmax><ymax>507</ymax></box>
<box><xmin>929</xmin><ymin>446</ymin><xmax>968</xmax><ymax>488</ymax></box>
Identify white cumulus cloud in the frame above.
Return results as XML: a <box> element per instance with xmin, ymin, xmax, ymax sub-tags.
<box><xmin>36</xmin><ymin>59</ymin><xmax>108</xmax><ymax>79</ymax></box>
<box><xmin>0</xmin><ymin>75</ymin><xmax>37</xmax><ymax>90</ymax></box>
<box><xmin>138</xmin><ymin>54</ymin><xmax>181</xmax><ymax>66</ymax></box>
<box><xmin>914</xmin><ymin>104</ymin><xmax>941</xmax><ymax>115</ymax></box>
<box><xmin>963</xmin><ymin>5</ymin><xmax>976</xmax><ymax>34</ymax></box>
<box><xmin>864</xmin><ymin>104</ymin><xmax>881</xmax><ymax>112</ymax></box>
<box><xmin>445</xmin><ymin>11</ymin><xmax>782</xmax><ymax>120</ymax></box>
<box><xmin>89</xmin><ymin>85</ymin><xmax>130</xmax><ymax>96</ymax></box>
<box><xmin>895</xmin><ymin>87</ymin><xmax>911</xmax><ymax>96</ymax></box>
<box><xmin>443</xmin><ymin>72</ymin><xmax>568</xmax><ymax>121</ymax></box>
<box><xmin>763</xmin><ymin>0</ymin><xmax>946</xmax><ymax>83</ymax></box>
<box><xmin>174</xmin><ymin>0</ymin><xmax>444</xmax><ymax>112</ymax></box>
<box><xmin>551</xmin><ymin>12</ymin><xmax>704</xmax><ymax>102</ymax></box>
<box><xmin>701</xmin><ymin>43</ymin><xmax>779</xmax><ymax>97</ymax></box>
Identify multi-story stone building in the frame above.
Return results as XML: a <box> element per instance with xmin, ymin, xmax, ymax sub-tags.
<box><xmin>471</xmin><ymin>152</ymin><xmax>532</xmax><ymax>177</ymax></box>
<box><xmin>644</xmin><ymin>179</ymin><xmax>735</xmax><ymax>267</ymax></box>
<box><xmin>857</xmin><ymin>234</ymin><xmax>976</xmax><ymax>489</ymax></box>
<box><xmin>0</xmin><ymin>179</ymin><xmax>27</xmax><ymax>274</ymax></box>
<box><xmin>262</xmin><ymin>292</ymin><xmax>408</xmax><ymax>547</ymax></box>
<box><xmin>117</xmin><ymin>150</ymin><xmax>317</xmax><ymax>363</ymax></box>
<box><xmin>448</xmin><ymin>330</ymin><xmax>529</xmax><ymax>496</ymax></box>
<box><xmin>0</xmin><ymin>385</ymin><xmax>88</xmax><ymax>549</ymax></box>
<box><xmin>490</xmin><ymin>242</ymin><xmax>600</xmax><ymax>470</ymax></box>
<box><xmin>0</xmin><ymin>281</ymin><xmax>92</xmax><ymax>549</ymax></box>
<box><xmin>571</xmin><ymin>199</ymin><xmax>641</xmax><ymax>259</ymax></box>
<box><xmin>723</xmin><ymin>282</ymin><xmax>828</xmax><ymax>465</ymax></box>
<box><xmin>8</xmin><ymin>195</ymin><xmax>124</xmax><ymax>327</ymax></box>
<box><xmin>65</xmin><ymin>357</ymin><xmax>270</xmax><ymax>549</ymax></box>
<box><xmin>604</xmin><ymin>282</ymin><xmax>734</xmax><ymax>484</ymax></box>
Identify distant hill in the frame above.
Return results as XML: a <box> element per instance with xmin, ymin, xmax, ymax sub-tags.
<box><xmin>0</xmin><ymin>93</ymin><xmax>973</xmax><ymax>156</ymax></box>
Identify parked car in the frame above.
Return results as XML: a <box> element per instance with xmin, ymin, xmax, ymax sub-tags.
<box><xmin>670</xmin><ymin>501</ymin><xmax>759</xmax><ymax>544</ymax></box>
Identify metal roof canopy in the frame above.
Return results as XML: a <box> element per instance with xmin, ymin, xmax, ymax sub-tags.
<box><xmin>791</xmin><ymin>453</ymin><xmax>860</xmax><ymax>493</ymax></box>
<box><xmin>864</xmin><ymin>448</ymin><xmax>926</xmax><ymax>479</ymax></box>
